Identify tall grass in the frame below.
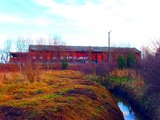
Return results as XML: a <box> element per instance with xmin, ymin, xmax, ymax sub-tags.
<box><xmin>22</xmin><ymin>62</ymin><xmax>41</xmax><ymax>83</ymax></box>
<box><xmin>0</xmin><ymin>70</ymin><xmax>124</xmax><ymax>120</ymax></box>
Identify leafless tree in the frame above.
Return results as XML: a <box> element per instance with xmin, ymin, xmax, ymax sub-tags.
<box><xmin>141</xmin><ymin>39</ymin><xmax>160</xmax><ymax>59</ymax></box>
<box><xmin>16</xmin><ymin>37</ymin><xmax>29</xmax><ymax>52</ymax></box>
<box><xmin>36</xmin><ymin>37</ymin><xmax>47</xmax><ymax>45</ymax></box>
<box><xmin>141</xmin><ymin>46</ymin><xmax>151</xmax><ymax>59</ymax></box>
<box><xmin>2</xmin><ymin>39</ymin><xmax>12</xmax><ymax>63</ymax></box>
<box><xmin>142</xmin><ymin>40</ymin><xmax>160</xmax><ymax>88</ymax></box>
<box><xmin>16</xmin><ymin>37</ymin><xmax>33</xmax><ymax>72</ymax></box>
<box><xmin>33</xmin><ymin>34</ymin><xmax>66</xmax><ymax>70</ymax></box>
<box><xmin>48</xmin><ymin>34</ymin><xmax>65</xmax><ymax>45</ymax></box>
<box><xmin>48</xmin><ymin>34</ymin><xmax>66</xmax><ymax>69</ymax></box>
<box><xmin>150</xmin><ymin>39</ymin><xmax>160</xmax><ymax>52</ymax></box>
<box><xmin>0</xmin><ymin>50</ymin><xmax>5</xmax><ymax>63</ymax></box>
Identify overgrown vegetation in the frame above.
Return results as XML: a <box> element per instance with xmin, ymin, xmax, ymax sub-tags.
<box><xmin>117</xmin><ymin>52</ymin><xmax>137</xmax><ymax>69</ymax></box>
<box><xmin>22</xmin><ymin>61</ymin><xmax>41</xmax><ymax>83</ymax></box>
<box><xmin>0</xmin><ymin>70</ymin><xmax>123</xmax><ymax>120</ymax></box>
<box><xmin>138</xmin><ymin>54</ymin><xmax>160</xmax><ymax>120</ymax></box>
<box><xmin>117</xmin><ymin>55</ymin><xmax>126</xmax><ymax>69</ymax></box>
<box><xmin>126</xmin><ymin>52</ymin><xmax>137</xmax><ymax>68</ymax></box>
<box><xmin>83</xmin><ymin>59</ymin><xmax>160</xmax><ymax>120</ymax></box>
<box><xmin>61</xmin><ymin>57</ymin><xmax>68</xmax><ymax>70</ymax></box>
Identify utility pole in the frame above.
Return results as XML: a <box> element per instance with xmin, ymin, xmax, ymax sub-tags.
<box><xmin>108</xmin><ymin>31</ymin><xmax>111</xmax><ymax>63</ymax></box>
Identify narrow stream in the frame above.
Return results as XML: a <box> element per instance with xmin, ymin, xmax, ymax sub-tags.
<box><xmin>112</xmin><ymin>93</ymin><xmax>144</xmax><ymax>120</ymax></box>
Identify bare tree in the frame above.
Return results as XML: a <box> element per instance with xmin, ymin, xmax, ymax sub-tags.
<box><xmin>141</xmin><ymin>46</ymin><xmax>151</xmax><ymax>59</ymax></box>
<box><xmin>140</xmin><ymin>39</ymin><xmax>160</xmax><ymax>59</ymax></box>
<box><xmin>150</xmin><ymin>39</ymin><xmax>160</xmax><ymax>52</ymax></box>
<box><xmin>142</xmin><ymin>40</ymin><xmax>160</xmax><ymax>85</ymax></box>
<box><xmin>3</xmin><ymin>39</ymin><xmax>12</xmax><ymax>63</ymax></box>
<box><xmin>48</xmin><ymin>36</ymin><xmax>54</xmax><ymax>45</ymax></box>
<box><xmin>36</xmin><ymin>37</ymin><xmax>47</xmax><ymax>45</ymax></box>
<box><xmin>33</xmin><ymin>34</ymin><xmax>66</xmax><ymax>70</ymax></box>
<box><xmin>0</xmin><ymin>50</ymin><xmax>5</xmax><ymax>63</ymax></box>
<box><xmin>48</xmin><ymin>34</ymin><xmax>65</xmax><ymax>46</ymax></box>
<box><xmin>48</xmin><ymin>34</ymin><xmax>66</xmax><ymax>69</ymax></box>
<box><xmin>16</xmin><ymin>37</ymin><xmax>29</xmax><ymax>52</ymax></box>
<box><xmin>16</xmin><ymin>37</ymin><xmax>32</xmax><ymax>72</ymax></box>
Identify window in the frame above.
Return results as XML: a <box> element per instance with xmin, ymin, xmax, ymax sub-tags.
<box><xmin>53</xmin><ymin>57</ymin><xmax>56</xmax><ymax>60</ymax></box>
<box><xmin>39</xmin><ymin>56</ymin><xmax>43</xmax><ymax>59</ymax></box>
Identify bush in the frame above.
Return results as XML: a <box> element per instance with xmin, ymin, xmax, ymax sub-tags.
<box><xmin>117</xmin><ymin>55</ymin><xmax>126</xmax><ymax>69</ymax></box>
<box><xmin>61</xmin><ymin>57</ymin><xmax>68</xmax><ymax>70</ymax></box>
<box><xmin>117</xmin><ymin>53</ymin><xmax>137</xmax><ymax>69</ymax></box>
<box><xmin>95</xmin><ymin>62</ymin><xmax>116</xmax><ymax>79</ymax></box>
<box><xmin>139</xmin><ymin>55</ymin><xmax>160</xmax><ymax>89</ymax></box>
<box><xmin>138</xmin><ymin>54</ymin><xmax>160</xmax><ymax>120</ymax></box>
<box><xmin>81</xmin><ymin>63</ymin><xmax>95</xmax><ymax>74</ymax></box>
<box><xmin>126</xmin><ymin>52</ymin><xmax>137</xmax><ymax>68</ymax></box>
<box><xmin>22</xmin><ymin>61</ymin><xmax>41</xmax><ymax>83</ymax></box>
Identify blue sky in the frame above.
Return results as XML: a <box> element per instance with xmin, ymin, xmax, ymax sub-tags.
<box><xmin>0</xmin><ymin>0</ymin><xmax>160</xmax><ymax>50</ymax></box>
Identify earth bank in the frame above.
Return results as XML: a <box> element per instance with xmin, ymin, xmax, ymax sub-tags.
<box><xmin>0</xmin><ymin>70</ymin><xmax>124</xmax><ymax>120</ymax></box>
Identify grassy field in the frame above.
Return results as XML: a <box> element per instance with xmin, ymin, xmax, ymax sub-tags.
<box><xmin>0</xmin><ymin>70</ymin><xmax>123</xmax><ymax>120</ymax></box>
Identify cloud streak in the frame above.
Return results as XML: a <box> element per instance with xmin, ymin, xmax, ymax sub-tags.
<box><xmin>0</xmin><ymin>0</ymin><xmax>160</xmax><ymax>49</ymax></box>
<box><xmin>0</xmin><ymin>12</ymin><xmax>53</xmax><ymax>27</ymax></box>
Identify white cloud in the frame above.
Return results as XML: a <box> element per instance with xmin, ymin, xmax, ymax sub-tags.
<box><xmin>33</xmin><ymin>0</ymin><xmax>128</xmax><ymax>36</ymax></box>
<box><xmin>0</xmin><ymin>12</ymin><xmax>52</xmax><ymax>26</ymax></box>
<box><xmin>33</xmin><ymin>0</ymin><xmax>108</xmax><ymax>21</ymax></box>
<box><xmin>33</xmin><ymin>0</ymin><xmax>55</xmax><ymax>8</ymax></box>
<box><xmin>0</xmin><ymin>13</ymin><xmax>27</xmax><ymax>24</ymax></box>
<box><xmin>32</xmin><ymin>18</ymin><xmax>52</xmax><ymax>26</ymax></box>
<box><xmin>1</xmin><ymin>0</ymin><xmax>160</xmax><ymax>49</ymax></box>
<box><xmin>13</xmin><ymin>0</ymin><xmax>160</xmax><ymax>48</ymax></box>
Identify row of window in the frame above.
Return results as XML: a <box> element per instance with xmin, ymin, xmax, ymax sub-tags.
<box><xmin>32</xmin><ymin>56</ymin><xmax>90</xmax><ymax>60</ymax></box>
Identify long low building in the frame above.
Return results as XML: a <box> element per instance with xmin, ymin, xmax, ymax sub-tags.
<box><xmin>10</xmin><ymin>45</ymin><xmax>141</xmax><ymax>64</ymax></box>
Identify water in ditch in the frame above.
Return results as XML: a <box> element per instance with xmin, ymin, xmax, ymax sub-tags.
<box><xmin>112</xmin><ymin>93</ymin><xmax>144</xmax><ymax>120</ymax></box>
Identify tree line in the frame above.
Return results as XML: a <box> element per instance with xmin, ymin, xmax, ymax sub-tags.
<box><xmin>0</xmin><ymin>34</ymin><xmax>64</xmax><ymax>63</ymax></box>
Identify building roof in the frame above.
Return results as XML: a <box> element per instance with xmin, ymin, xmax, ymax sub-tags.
<box><xmin>29</xmin><ymin>45</ymin><xmax>141</xmax><ymax>53</ymax></box>
<box><xmin>10</xmin><ymin>52</ymin><xmax>28</xmax><ymax>57</ymax></box>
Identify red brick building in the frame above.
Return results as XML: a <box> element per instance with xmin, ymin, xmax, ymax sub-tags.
<box><xmin>10</xmin><ymin>45</ymin><xmax>141</xmax><ymax>64</ymax></box>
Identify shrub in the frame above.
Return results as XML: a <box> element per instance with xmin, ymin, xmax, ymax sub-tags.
<box><xmin>138</xmin><ymin>54</ymin><xmax>160</xmax><ymax>119</ymax></box>
<box><xmin>22</xmin><ymin>61</ymin><xmax>41</xmax><ymax>83</ymax></box>
<box><xmin>81</xmin><ymin>63</ymin><xmax>95</xmax><ymax>74</ymax></box>
<box><xmin>126</xmin><ymin>52</ymin><xmax>137</xmax><ymax>68</ymax></box>
<box><xmin>139</xmin><ymin>55</ymin><xmax>160</xmax><ymax>89</ymax></box>
<box><xmin>117</xmin><ymin>55</ymin><xmax>126</xmax><ymax>69</ymax></box>
<box><xmin>95</xmin><ymin>62</ymin><xmax>116</xmax><ymax>79</ymax></box>
<box><xmin>61</xmin><ymin>57</ymin><xmax>68</xmax><ymax>70</ymax></box>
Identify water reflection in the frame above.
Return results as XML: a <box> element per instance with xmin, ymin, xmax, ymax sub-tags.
<box><xmin>118</xmin><ymin>102</ymin><xmax>136</xmax><ymax>120</ymax></box>
<box><xmin>112</xmin><ymin>93</ymin><xmax>142</xmax><ymax>120</ymax></box>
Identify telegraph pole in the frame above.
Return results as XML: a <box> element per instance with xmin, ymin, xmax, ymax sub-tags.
<box><xmin>108</xmin><ymin>31</ymin><xmax>111</xmax><ymax>63</ymax></box>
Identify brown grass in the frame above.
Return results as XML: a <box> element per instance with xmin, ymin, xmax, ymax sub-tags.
<box><xmin>110</xmin><ymin>69</ymin><xmax>145</xmax><ymax>97</ymax></box>
<box><xmin>0</xmin><ymin>70</ymin><xmax>123</xmax><ymax>120</ymax></box>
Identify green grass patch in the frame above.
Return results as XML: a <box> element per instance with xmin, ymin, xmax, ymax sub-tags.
<box><xmin>33</xmin><ymin>89</ymin><xmax>43</xmax><ymax>94</ymax></box>
<box><xmin>59</xmin><ymin>88</ymin><xmax>72</xmax><ymax>94</ymax></box>
<box><xmin>110</xmin><ymin>76</ymin><xmax>131</xmax><ymax>83</ymax></box>
<box><xmin>22</xmin><ymin>101</ymin><xmax>38</xmax><ymax>107</ymax></box>
<box><xmin>41</xmin><ymin>94</ymin><xmax>62</xmax><ymax>99</ymax></box>
<box><xmin>96</xmin><ymin>106</ymin><xmax>103</xmax><ymax>112</ymax></box>
<box><xmin>52</xmin><ymin>107</ymin><xmax>59</xmax><ymax>113</ymax></box>
<box><xmin>66</xmin><ymin>96</ymin><xmax>74</xmax><ymax>101</ymax></box>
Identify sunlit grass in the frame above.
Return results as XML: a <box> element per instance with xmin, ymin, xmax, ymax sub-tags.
<box><xmin>0</xmin><ymin>70</ymin><xmax>122</xmax><ymax>119</ymax></box>
<box><xmin>84</xmin><ymin>68</ymin><xmax>159</xmax><ymax>119</ymax></box>
<box><xmin>85</xmin><ymin>69</ymin><xmax>145</xmax><ymax>99</ymax></box>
